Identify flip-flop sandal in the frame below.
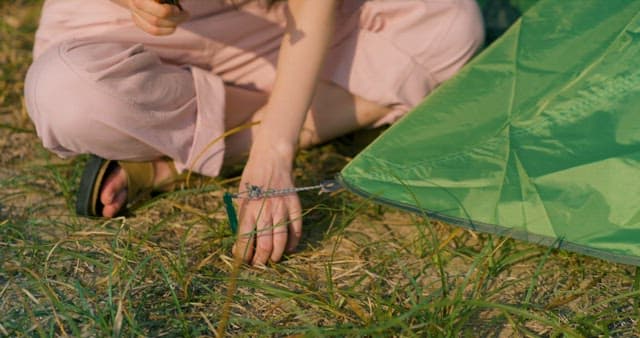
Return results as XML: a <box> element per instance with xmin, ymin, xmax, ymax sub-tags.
<box><xmin>76</xmin><ymin>155</ymin><xmax>179</xmax><ymax>217</ymax></box>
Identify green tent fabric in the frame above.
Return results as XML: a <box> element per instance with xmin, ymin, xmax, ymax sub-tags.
<box><xmin>339</xmin><ymin>0</ymin><xmax>640</xmax><ymax>265</ymax></box>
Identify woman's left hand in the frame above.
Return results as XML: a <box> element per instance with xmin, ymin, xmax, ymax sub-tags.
<box><xmin>233</xmin><ymin>141</ymin><xmax>303</xmax><ymax>266</ymax></box>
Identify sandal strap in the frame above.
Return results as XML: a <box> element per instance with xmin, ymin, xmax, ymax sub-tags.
<box><xmin>119</xmin><ymin>161</ymin><xmax>155</xmax><ymax>204</ymax></box>
<box><xmin>119</xmin><ymin>159</ymin><xmax>182</xmax><ymax>204</ymax></box>
<box><xmin>153</xmin><ymin>158</ymin><xmax>183</xmax><ymax>191</ymax></box>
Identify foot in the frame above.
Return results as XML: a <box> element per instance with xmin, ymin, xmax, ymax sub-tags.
<box><xmin>99</xmin><ymin>159</ymin><xmax>177</xmax><ymax>218</ymax></box>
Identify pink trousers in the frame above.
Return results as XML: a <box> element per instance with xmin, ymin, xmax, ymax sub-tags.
<box><xmin>25</xmin><ymin>0</ymin><xmax>484</xmax><ymax>176</ymax></box>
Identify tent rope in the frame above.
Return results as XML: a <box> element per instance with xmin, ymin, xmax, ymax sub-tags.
<box><xmin>223</xmin><ymin>179</ymin><xmax>341</xmax><ymax>233</ymax></box>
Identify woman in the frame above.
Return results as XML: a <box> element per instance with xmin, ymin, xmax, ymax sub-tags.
<box><xmin>24</xmin><ymin>0</ymin><xmax>484</xmax><ymax>265</ymax></box>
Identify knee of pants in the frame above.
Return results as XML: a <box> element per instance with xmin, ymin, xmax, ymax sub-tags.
<box><xmin>24</xmin><ymin>40</ymin><xmax>166</xmax><ymax>158</ymax></box>
<box><xmin>25</xmin><ymin>41</ymin><xmax>106</xmax><ymax>156</ymax></box>
<box><xmin>428</xmin><ymin>0</ymin><xmax>486</xmax><ymax>84</ymax></box>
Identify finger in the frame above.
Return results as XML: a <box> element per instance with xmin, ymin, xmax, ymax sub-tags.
<box><xmin>286</xmin><ymin>197</ymin><xmax>303</xmax><ymax>253</ymax></box>
<box><xmin>269</xmin><ymin>205</ymin><xmax>290</xmax><ymax>263</ymax></box>
<box><xmin>132</xmin><ymin>0</ymin><xmax>179</xmax><ymax>19</ymax></box>
<box><xmin>132</xmin><ymin>6</ymin><xmax>180</xmax><ymax>28</ymax></box>
<box><xmin>233</xmin><ymin>200</ymin><xmax>255</xmax><ymax>264</ymax></box>
<box><xmin>252</xmin><ymin>202</ymin><xmax>274</xmax><ymax>266</ymax></box>
<box><xmin>131</xmin><ymin>11</ymin><xmax>177</xmax><ymax>36</ymax></box>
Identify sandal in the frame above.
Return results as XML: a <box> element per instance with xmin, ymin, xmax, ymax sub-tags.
<box><xmin>76</xmin><ymin>154</ymin><xmax>181</xmax><ymax>217</ymax></box>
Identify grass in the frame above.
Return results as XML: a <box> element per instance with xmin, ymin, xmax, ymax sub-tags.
<box><xmin>1</xmin><ymin>1</ymin><xmax>639</xmax><ymax>336</ymax></box>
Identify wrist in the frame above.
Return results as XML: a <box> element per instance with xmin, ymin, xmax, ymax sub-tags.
<box><xmin>273</xmin><ymin>141</ymin><xmax>298</xmax><ymax>159</ymax></box>
<box><xmin>253</xmin><ymin>125</ymin><xmax>298</xmax><ymax>153</ymax></box>
<box><xmin>254</xmin><ymin>140</ymin><xmax>297</xmax><ymax>160</ymax></box>
<box><xmin>247</xmin><ymin>137</ymin><xmax>297</xmax><ymax>167</ymax></box>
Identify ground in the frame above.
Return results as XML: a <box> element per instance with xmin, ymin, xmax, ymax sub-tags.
<box><xmin>1</xmin><ymin>1</ymin><xmax>639</xmax><ymax>337</ymax></box>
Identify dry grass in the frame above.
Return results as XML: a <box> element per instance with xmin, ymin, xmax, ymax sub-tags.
<box><xmin>1</xmin><ymin>1</ymin><xmax>639</xmax><ymax>337</ymax></box>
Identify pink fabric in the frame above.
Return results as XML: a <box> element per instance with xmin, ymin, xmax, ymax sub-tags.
<box><xmin>25</xmin><ymin>0</ymin><xmax>484</xmax><ymax>177</ymax></box>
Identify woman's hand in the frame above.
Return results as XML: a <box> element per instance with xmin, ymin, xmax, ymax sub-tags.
<box><xmin>125</xmin><ymin>0</ymin><xmax>189</xmax><ymax>36</ymax></box>
<box><xmin>233</xmin><ymin>140</ymin><xmax>303</xmax><ymax>266</ymax></box>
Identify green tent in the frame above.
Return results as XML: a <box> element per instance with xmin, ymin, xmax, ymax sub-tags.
<box><xmin>339</xmin><ymin>0</ymin><xmax>640</xmax><ymax>265</ymax></box>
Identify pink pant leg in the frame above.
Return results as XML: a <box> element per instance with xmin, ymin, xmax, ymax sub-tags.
<box><xmin>24</xmin><ymin>39</ymin><xmax>226</xmax><ymax>177</ymax></box>
<box><xmin>25</xmin><ymin>0</ymin><xmax>484</xmax><ymax>179</ymax></box>
<box><xmin>321</xmin><ymin>0</ymin><xmax>485</xmax><ymax>126</ymax></box>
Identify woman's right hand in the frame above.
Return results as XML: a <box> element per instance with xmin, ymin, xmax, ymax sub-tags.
<box><xmin>126</xmin><ymin>0</ymin><xmax>189</xmax><ymax>36</ymax></box>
